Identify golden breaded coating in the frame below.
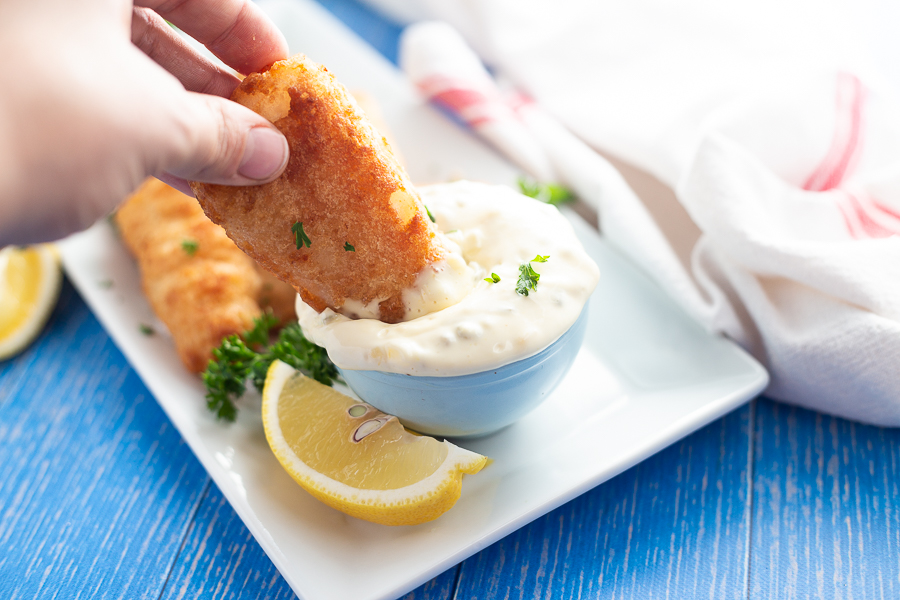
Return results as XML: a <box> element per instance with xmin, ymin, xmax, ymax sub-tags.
<box><xmin>190</xmin><ymin>54</ymin><xmax>442</xmax><ymax>323</ymax></box>
<box><xmin>117</xmin><ymin>178</ymin><xmax>264</xmax><ymax>373</ymax></box>
<box><xmin>352</xmin><ymin>90</ymin><xmax>404</xmax><ymax>168</ymax></box>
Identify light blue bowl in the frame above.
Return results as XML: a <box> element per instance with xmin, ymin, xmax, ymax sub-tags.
<box><xmin>337</xmin><ymin>307</ymin><xmax>588</xmax><ymax>439</ymax></box>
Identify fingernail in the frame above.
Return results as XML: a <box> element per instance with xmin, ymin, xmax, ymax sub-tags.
<box><xmin>239</xmin><ymin>127</ymin><xmax>288</xmax><ymax>180</ymax></box>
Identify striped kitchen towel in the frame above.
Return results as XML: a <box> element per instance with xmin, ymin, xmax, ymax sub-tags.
<box><xmin>399</xmin><ymin>17</ymin><xmax>900</xmax><ymax>425</ymax></box>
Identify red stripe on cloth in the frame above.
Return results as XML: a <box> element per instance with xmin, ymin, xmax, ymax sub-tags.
<box><xmin>418</xmin><ymin>74</ymin><xmax>480</xmax><ymax>95</ymax></box>
<box><xmin>457</xmin><ymin>102</ymin><xmax>509</xmax><ymax>126</ymax></box>
<box><xmin>432</xmin><ymin>88</ymin><xmax>492</xmax><ymax>112</ymax></box>
<box><xmin>468</xmin><ymin>116</ymin><xmax>493</xmax><ymax>127</ymax></box>
<box><xmin>803</xmin><ymin>73</ymin><xmax>866</xmax><ymax>192</ymax></box>
<box><xmin>840</xmin><ymin>193</ymin><xmax>900</xmax><ymax>239</ymax></box>
<box><xmin>416</xmin><ymin>74</ymin><xmax>505</xmax><ymax>126</ymax></box>
<box><xmin>835</xmin><ymin>198</ymin><xmax>862</xmax><ymax>239</ymax></box>
<box><xmin>835</xmin><ymin>199</ymin><xmax>865</xmax><ymax>239</ymax></box>
<box><xmin>873</xmin><ymin>200</ymin><xmax>900</xmax><ymax>222</ymax></box>
<box><xmin>505</xmin><ymin>91</ymin><xmax>536</xmax><ymax>113</ymax></box>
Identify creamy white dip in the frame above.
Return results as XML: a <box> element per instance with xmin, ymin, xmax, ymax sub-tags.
<box><xmin>296</xmin><ymin>180</ymin><xmax>600</xmax><ymax>376</ymax></box>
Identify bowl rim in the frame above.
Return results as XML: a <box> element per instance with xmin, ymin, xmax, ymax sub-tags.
<box><xmin>337</xmin><ymin>304</ymin><xmax>589</xmax><ymax>385</ymax></box>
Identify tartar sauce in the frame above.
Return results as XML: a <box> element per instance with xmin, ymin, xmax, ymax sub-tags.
<box><xmin>296</xmin><ymin>180</ymin><xmax>600</xmax><ymax>376</ymax></box>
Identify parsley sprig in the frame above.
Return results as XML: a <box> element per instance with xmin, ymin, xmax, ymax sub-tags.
<box><xmin>516</xmin><ymin>255</ymin><xmax>549</xmax><ymax>296</ymax></box>
<box><xmin>518</xmin><ymin>178</ymin><xmax>575</xmax><ymax>206</ymax></box>
<box><xmin>202</xmin><ymin>313</ymin><xmax>338</xmax><ymax>421</ymax></box>
<box><xmin>244</xmin><ymin>311</ymin><xmax>279</xmax><ymax>347</ymax></box>
<box><xmin>516</xmin><ymin>263</ymin><xmax>541</xmax><ymax>296</ymax></box>
<box><xmin>203</xmin><ymin>337</ymin><xmax>257</xmax><ymax>421</ymax></box>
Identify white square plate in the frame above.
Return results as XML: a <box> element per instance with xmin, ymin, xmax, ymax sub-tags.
<box><xmin>59</xmin><ymin>1</ymin><xmax>768</xmax><ymax>598</ymax></box>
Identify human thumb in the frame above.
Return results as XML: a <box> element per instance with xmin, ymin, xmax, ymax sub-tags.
<box><xmin>158</xmin><ymin>91</ymin><xmax>288</xmax><ymax>187</ymax></box>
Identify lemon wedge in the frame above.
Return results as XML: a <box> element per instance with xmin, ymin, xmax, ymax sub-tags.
<box><xmin>262</xmin><ymin>360</ymin><xmax>488</xmax><ymax>525</ymax></box>
<box><xmin>0</xmin><ymin>244</ymin><xmax>62</xmax><ymax>360</ymax></box>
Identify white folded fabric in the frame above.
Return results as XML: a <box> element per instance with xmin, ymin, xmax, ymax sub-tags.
<box><xmin>401</xmin><ymin>23</ymin><xmax>710</xmax><ymax>343</ymax></box>
<box><xmin>387</xmin><ymin>4</ymin><xmax>900</xmax><ymax>425</ymax></box>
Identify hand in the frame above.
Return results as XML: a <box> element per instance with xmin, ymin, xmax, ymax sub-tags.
<box><xmin>0</xmin><ymin>0</ymin><xmax>290</xmax><ymax>245</ymax></box>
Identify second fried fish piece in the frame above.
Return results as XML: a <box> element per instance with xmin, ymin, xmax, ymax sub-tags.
<box><xmin>117</xmin><ymin>178</ymin><xmax>296</xmax><ymax>373</ymax></box>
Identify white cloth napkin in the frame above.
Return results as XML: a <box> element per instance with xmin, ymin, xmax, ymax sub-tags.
<box><xmin>390</xmin><ymin>7</ymin><xmax>900</xmax><ymax>426</ymax></box>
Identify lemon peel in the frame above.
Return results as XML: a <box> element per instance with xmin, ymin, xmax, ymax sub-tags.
<box><xmin>0</xmin><ymin>244</ymin><xmax>62</xmax><ymax>360</ymax></box>
<box><xmin>262</xmin><ymin>360</ymin><xmax>487</xmax><ymax>525</ymax></box>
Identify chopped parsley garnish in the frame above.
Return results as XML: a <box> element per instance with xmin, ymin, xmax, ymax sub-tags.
<box><xmin>516</xmin><ymin>263</ymin><xmax>540</xmax><ymax>296</ymax></box>
<box><xmin>139</xmin><ymin>324</ymin><xmax>155</xmax><ymax>336</ymax></box>
<box><xmin>202</xmin><ymin>314</ymin><xmax>338</xmax><ymax>421</ymax></box>
<box><xmin>518</xmin><ymin>177</ymin><xmax>575</xmax><ymax>206</ymax></box>
<box><xmin>484</xmin><ymin>273</ymin><xmax>501</xmax><ymax>284</ymax></box>
<box><xmin>181</xmin><ymin>239</ymin><xmax>199</xmax><ymax>256</ymax></box>
<box><xmin>425</xmin><ymin>205</ymin><xmax>436</xmax><ymax>223</ymax></box>
<box><xmin>292</xmin><ymin>222</ymin><xmax>311</xmax><ymax>249</ymax></box>
<box><xmin>516</xmin><ymin>255</ymin><xmax>549</xmax><ymax>296</ymax></box>
<box><xmin>344</xmin><ymin>242</ymin><xmax>355</xmax><ymax>252</ymax></box>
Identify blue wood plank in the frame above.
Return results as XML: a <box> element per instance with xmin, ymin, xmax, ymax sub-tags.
<box><xmin>159</xmin><ymin>479</ymin><xmax>458</xmax><ymax>600</ymax></box>
<box><xmin>398</xmin><ymin>568</ymin><xmax>458</xmax><ymax>600</ymax></box>
<box><xmin>750</xmin><ymin>398</ymin><xmax>900</xmax><ymax>599</ymax></box>
<box><xmin>0</xmin><ymin>279</ymin><xmax>209</xmax><ymax>600</ymax></box>
<box><xmin>315</xmin><ymin>0</ymin><xmax>404</xmax><ymax>64</ymax></box>
<box><xmin>454</xmin><ymin>403</ymin><xmax>754</xmax><ymax>600</ymax></box>
<box><xmin>157</xmin><ymin>482</ymin><xmax>298</xmax><ymax>600</ymax></box>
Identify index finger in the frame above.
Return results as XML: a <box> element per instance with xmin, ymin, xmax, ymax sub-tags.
<box><xmin>136</xmin><ymin>0</ymin><xmax>289</xmax><ymax>75</ymax></box>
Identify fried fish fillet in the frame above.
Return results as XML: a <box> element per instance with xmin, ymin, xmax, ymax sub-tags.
<box><xmin>116</xmin><ymin>178</ymin><xmax>292</xmax><ymax>372</ymax></box>
<box><xmin>190</xmin><ymin>54</ymin><xmax>443</xmax><ymax>323</ymax></box>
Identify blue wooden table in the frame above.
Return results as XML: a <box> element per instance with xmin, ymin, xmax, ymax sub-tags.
<box><xmin>3</xmin><ymin>2</ymin><xmax>900</xmax><ymax>598</ymax></box>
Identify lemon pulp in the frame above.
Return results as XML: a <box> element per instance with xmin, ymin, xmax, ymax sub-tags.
<box><xmin>278</xmin><ymin>374</ymin><xmax>448</xmax><ymax>489</ymax></box>
<box><xmin>0</xmin><ymin>245</ymin><xmax>61</xmax><ymax>360</ymax></box>
<box><xmin>262</xmin><ymin>360</ymin><xmax>487</xmax><ymax>525</ymax></box>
